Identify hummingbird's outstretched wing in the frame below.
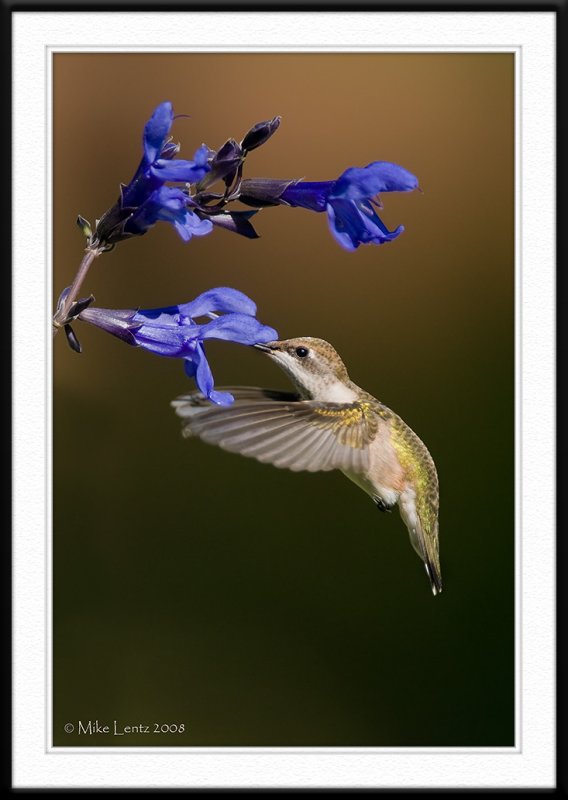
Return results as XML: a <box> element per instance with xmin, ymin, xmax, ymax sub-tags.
<box><xmin>172</xmin><ymin>387</ymin><xmax>378</xmax><ymax>474</ymax></box>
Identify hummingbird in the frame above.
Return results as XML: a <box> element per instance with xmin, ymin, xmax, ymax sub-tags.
<box><xmin>171</xmin><ymin>337</ymin><xmax>442</xmax><ymax>595</ymax></box>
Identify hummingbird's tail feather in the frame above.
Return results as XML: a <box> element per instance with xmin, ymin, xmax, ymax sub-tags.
<box><xmin>424</xmin><ymin>557</ymin><xmax>443</xmax><ymax>596</ymax></box>
<box><xmin>414</xmin><ymin>523</ymin><xmax>442</xmax><ymax>596</ymax></box>
<box><xmin>398</xmin><ymin>487</ymin><xmax>442</xmax><ymax>596</ymax></box>
<box><xmin>417</xmin><ymin>529</ymin><xmax>442</xmax><ymax>596</ymax></box>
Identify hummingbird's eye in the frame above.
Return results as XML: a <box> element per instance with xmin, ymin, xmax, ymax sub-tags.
<box><xmin>295</xmin><ymin>347</ymin><xmax>309</xmax><ymax>358</ymax></box>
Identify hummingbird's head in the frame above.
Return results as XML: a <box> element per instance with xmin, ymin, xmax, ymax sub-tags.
<box><xmin>254</xmin><ymin>337</ymin><xmax>357</xmax><ymax>402</ymax></box>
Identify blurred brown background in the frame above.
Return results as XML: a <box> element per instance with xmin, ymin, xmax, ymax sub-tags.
<box><xmin>53</xmin><ymin>53</ymin><xmax>514</xmax><ymax>746</ymax></box>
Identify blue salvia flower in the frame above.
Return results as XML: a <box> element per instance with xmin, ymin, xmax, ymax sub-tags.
<box><xmin>239</xmin><ymin>161</ymin><xmax>419</xmax><ymax>251</ymax></box>
<box><xmin>76</xmin><ymin>287</ymin><xmax>278</xmax><ymax>405</ymax></box>
<box><xmin>93</xmin><ymin>102</ymin><xmax>213</xmax><ymax>248</ymax></box>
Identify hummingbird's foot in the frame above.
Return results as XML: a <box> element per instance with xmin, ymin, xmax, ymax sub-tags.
<box><xmin>374</xmin><ymin>497</ymin><xmax>393</xmax><ymax>513</ymax></box>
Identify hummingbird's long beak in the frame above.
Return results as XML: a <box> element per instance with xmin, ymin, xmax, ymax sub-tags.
<box><xmin>253</xmin><ymin>342</ymin><xmax>280</xmax><ymax>353</ymax></box>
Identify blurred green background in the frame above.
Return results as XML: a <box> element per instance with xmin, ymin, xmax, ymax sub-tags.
<box><xmin>53</xmin><ymin>53</ymin><xmax>514</xmax><ymax>747</ymax></box>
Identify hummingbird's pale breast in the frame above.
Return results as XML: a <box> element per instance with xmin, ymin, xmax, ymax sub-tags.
<box><xmin>341</xmin><ymin>417</ymin><xmax>407</xmax><ymax>510</ymax></box>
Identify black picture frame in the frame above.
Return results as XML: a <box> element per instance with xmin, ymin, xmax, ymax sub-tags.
<box><xmin>4</xmin><ymin>0</ymin><xmax>565</xmax><ymax>793</ymax></box>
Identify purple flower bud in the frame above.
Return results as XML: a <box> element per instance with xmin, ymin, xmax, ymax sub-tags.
<box><xmin>239</xmin><ymin>178</ymin><xmax>299</xmax><ymax>208</ymax></box>
<box><xmin>198</xmin><ymin>139</ymin><xmax>243</xmax><ymax>191</ymax></box>
<box><xmin>241</xmin><ymin>116</ymin><xmax>281</xmax><ymax>152</ymax></box>
<box><xmin>201</xmin><ymin>210</ymin><xmax>260</xmax><ymax>239</ymax></box>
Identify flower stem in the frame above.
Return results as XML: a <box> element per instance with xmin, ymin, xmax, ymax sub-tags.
<box><xmin>53</xmin><ymin>247</ymin><xmax>101</xmax><ymax>335</ymax></box>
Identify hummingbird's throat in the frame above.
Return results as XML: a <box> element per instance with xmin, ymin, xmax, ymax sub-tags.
<box><xmin>310</xmin><ymin>380</ymin><xmax>360</xmax><ymax>403</ymax></box>
<box><xmin>284</xmin><ymin>364</ymin><xmax>358</xmax><ymax>403</ymax></box>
